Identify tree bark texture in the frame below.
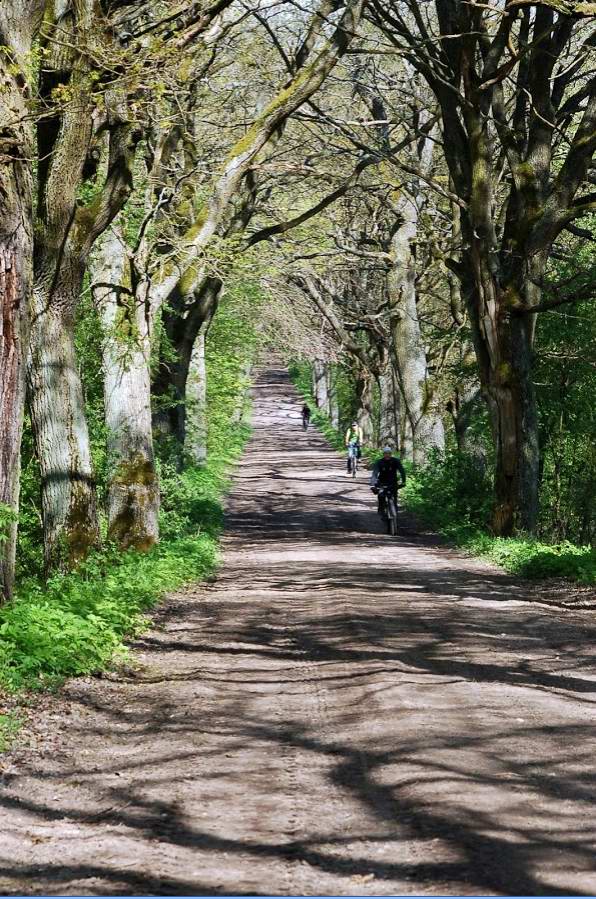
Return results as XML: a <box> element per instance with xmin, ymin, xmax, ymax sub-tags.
<box><xmin>153</xmin><ymin>277</ymin><xmax>222</xmax><ymax>449</ymax></box>
<box><xmin>378</xmin><ymin>366</ymin><xmax>401</xmax><ymax>450</ymax></box>
<box><xmin>312</xmin><ymin>360</ymin><xmax>330</xmax><ymax>413</ymax></box>
<box><xmin>0</xmin><ymin>234</ymin><xmax>29</xmax><ymax>599</ymax></box>
<box><xmin>91</xmin><ymin>226</ymin><xmax>159</xmax><ymax>551</ymax></box>
<box><xmin>28</xmin><ymin>3</ymin><xmax>140</xmax><ymax>568</ymax></box>
<box><xmin>466</xmin><ymin>260</ymin><xmax>541</xmax><ymax>535</ymax></box>
<box><xmin>354</xmin><ymin>367</ymin><xmax>375</xmax><ymax>445</ymax></box>
<box><xmin>185</xmin><ymin>328</ymin><xmax>209</xmax><ymax>466</ymax></box>
<box><xmin>449</xmin><ymin>385</ymin><xmax>484</xmax><ymax>458</ymax></box>
<box><xmin>0</xmin><ymin>2</ymin><xmax>46</xmax><ymax>597</ymax></box>
<box><xmin>388</xmin><ymin>197</ymin><xmax>445</xmax><ymax>465</ymax></box>
<box><xmin>326</xmin><ymin>367</ymin><xmax>340</xmax><ymax>429</ymax></box>
<box><xmin>28</xmin><ymin>281</ymin><xmax>100</xmax><ymax>571</ymax></box>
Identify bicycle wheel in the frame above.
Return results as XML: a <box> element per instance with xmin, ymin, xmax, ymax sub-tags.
<box><xmin>352</xmin><ymin>456</ymin><xmax>358</xmax><ymax>477</ymax></box>
<box><xmin>388</xmin><ymin>497</ymin><xmax>398</xmax><ymax>535</ymax></box>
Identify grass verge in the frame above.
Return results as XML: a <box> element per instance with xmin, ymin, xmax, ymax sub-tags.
<box><xmin>402</xmin><ymin>470</ymin><xmax>596</xmax><ymax>586</ymax></box>
<box><xmin>0</xmin><ymin>423</ymin><xmax>250</xmax><ymax>695</ymax></box>
<box><xmin>0</xmin><ymin>710</ymin><xmax>23</xmax><ymax>752</ymax></box>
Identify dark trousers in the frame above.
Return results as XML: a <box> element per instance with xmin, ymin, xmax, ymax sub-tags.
<box><xmin>377</xmin><ymin>486</ymin><xmax>397</xmax><ymax>517</ymax></box>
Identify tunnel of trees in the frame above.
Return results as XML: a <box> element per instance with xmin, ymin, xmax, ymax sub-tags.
<box><xmin>0</xmin><ymin>0</ymin><xmax>594</xmax><ymax>686</ymax></box>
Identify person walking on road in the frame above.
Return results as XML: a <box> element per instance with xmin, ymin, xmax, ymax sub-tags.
<box><xmin>301</xmin><ymin>404</ymin><xmax>311</xmax><ymax>430</ymax></box>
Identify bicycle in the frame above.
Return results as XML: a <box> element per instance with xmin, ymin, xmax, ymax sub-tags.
<box><xmin>347</xmin><ymin>441</ymin><xmax>360</xmax><ymax>477</ymax></box>
<box><xmin>302</xmin><ymin>413</ymin><xmax>310</xmax><ymax>431</ymax></box>
<box><xmin>376</xmin><ymin>485</ymin><xmax>401</xmax><ymax>535</ymax></box>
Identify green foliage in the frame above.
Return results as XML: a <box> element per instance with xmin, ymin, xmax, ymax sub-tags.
<box><xmin>0</xmin><ymin>710</ymin><xmax>22</xmax><ymax>752</ymax></box>
<box><xmin>3</xmin><ymin>279</ymin><xmax>259</xmax><ymax>697</ymax></box>
<box><xmin>401</xmin><ymin>448</ymin><xmax>493</xmax><ymax>533</ymax></box>
<box><xmin>402</xmin><ymin>457</ymin><xmax>595</xmax><ymax>586</ymax></box>
<box><xmin>465</xmin><ymin>535</ymin><xmax>595</xmax><ymax>584</ymax></box>
<box><xmin>534</xmin><ymin>296</ymin><xmax>596</xmax><ymax>546</ymax></box>
<box><xmin>288</xmin><ymin>361</ymin><xmax>345</xmax><ymax>451</ymax></box>
<box><xmin>0</xmin><ymin>433</ymin><xmax>246</xmax><ymax>692</ymax></box>
<box><xmin>287</xmin><ymin>360</ymin><xmax>311</xmax><ymax>401</ymax></box>
<box><xmin>0</xmin><ymin>504</ymin><xmax>18</xmax><ymax>547</ymax></box>
<box><xmin>288</xmin><ymin>359</ymin><xmax>357</xmax><ymax>435</ymax></box>
<box><xmin>205</xmin><ymin>282</ymin><xmax>265</xmax><ymax>449</ymax></box>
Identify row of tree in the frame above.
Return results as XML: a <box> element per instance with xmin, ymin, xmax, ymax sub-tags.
<box><xmin>0</xmin><ymin>0</ymin><xmax>367</xmax><ymax>599</ymax></box>
<box><xmin>0</xmin><ymin>0</ymin><xmax>594</xmax><ymax>601</ymax></box>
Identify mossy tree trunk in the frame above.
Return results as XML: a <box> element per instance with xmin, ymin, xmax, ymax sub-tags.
<box><xmin>327</xmin><ymin>367</ymin><xmax>340</xmax><ymax>429</ymax></box>
<box><xmin>374</xmin><ymin>1</ymin><xmax>596</xmax><ymax>533</ymax></box>
<box><xmin>388</xmin><ymin>197</ymin><xmax>445</xmax><ymax>465</ymax></box>
<box><xmin>312</xmin><ymin>360</ymin><xmax>330</xmax><ymax>413</ymax></box>
<box><xmin>147</xmin><ymin>0</ymin><xmax>366</xmax><ymax>314</ymax></box>
<box><xmin>465</xmin><ymin>253</ymin><xmax>542</xmax><ymax>535</ymax></box>
<box><xmin>0</xmin><ymin>1</ymin><xmax>43</xmax><ymax>598</ymax></box>
<box><xmin>28</xmin><ymin>3</ymin><xmax>140</xmax><ymax>569</ymax></box>
<box><xmin>28</xmin><ymin>271</ymin><xmax>101</xmax><ymax>571</ymax></box>
<box><xmin>354</xmin><ymin>367</ymin><xmax>375</xmax><ymax>445</ymax></box>
<box><xmin>185</xmin><ymin>327</ymin><xmax>209</xmax><ymax>466</ymax></box>
<box><xmin>378</xmin><ymin>366</ymin><xmax>400</xmax><ymax>450</ymax></box>
<box><xmin>153</xmin><ymin>277</ymin><xmax>222</xmax><ymax>452</ymax></box>
<box><xmin>91</xmin><ymin>224</ymin><xmax>159</xmax><ymax>551</ymax></box>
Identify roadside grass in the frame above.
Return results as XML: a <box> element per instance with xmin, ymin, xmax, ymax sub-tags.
<box><xmin>0</xmin><ymin>710</ymin><xmax>23</xmax><ymax>752</ymax></box>
<box><xmin>290</xmin><ymin>366</ymin><xmax>595</xmax><ymax>587</ymax></box>
<box><xmin>0</xmin><ymin>424</ymin><xmax>250</xmax><ymax>696</ymax></box>
<box><xmin>402</xmin><ymin>471</ymin><xmax>596</xmax><ymax>586</ymax></box>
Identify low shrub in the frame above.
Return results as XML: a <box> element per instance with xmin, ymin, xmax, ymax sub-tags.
<box><xmin>0</xmin><ymin>430</ymin><xmax>248</xmax><ymax>694</ymax></box>
<box><xmin>403</xmin><ymin>460</ymin><xmax>596</xmax><ymax>586</ymax></box>
<box><xmin>0</xmin><ymin>710</ymin><xmax>22</xmax><ymax>751</ymax></box>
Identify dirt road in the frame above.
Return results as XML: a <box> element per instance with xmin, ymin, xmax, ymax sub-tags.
<box><xmin>1</xmin><ymin>367</ymin><xmax>596</xmax><ymax>896</ymax></box>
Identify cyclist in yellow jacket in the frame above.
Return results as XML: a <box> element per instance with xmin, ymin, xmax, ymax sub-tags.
<box><xmin>345</xmin><ymin>422</ymin><xmax>363</xmax><ymax>473</ymax></box>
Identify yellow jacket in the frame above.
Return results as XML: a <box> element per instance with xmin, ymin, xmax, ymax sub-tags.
<box><xmin>345</xmin><ymin>424</ymin><xmax>364</xmax><ymax>445</ymax></box>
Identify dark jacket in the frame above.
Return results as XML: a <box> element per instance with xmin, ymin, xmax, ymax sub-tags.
<box><xmin>370</xmin><ymin>456</ymin><xmax>406</xmax><ymax>490</ymax></box>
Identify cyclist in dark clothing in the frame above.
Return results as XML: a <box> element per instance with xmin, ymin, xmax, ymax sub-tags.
<box><xmin>370</xmin><ymin>446</ymin><xmax>406</xmax><ymax>516</ymax></box>
<box><xmin>301</xmin><ymin>404</ymin><xmax>311</xmax><ymax>430</ymax></box>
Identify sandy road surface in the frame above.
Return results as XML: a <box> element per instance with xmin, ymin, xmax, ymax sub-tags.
<box><xmin>1</xmin><ymin>367</ymin><xmax>596</xmax><ymax>897</ymax></box>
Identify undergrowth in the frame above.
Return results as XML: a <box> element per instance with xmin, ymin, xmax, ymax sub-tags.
<box><xmin>0</xmin><ymin>426</ymin><xmax>249</xmax><ymax>694</ymax></box>
<box><xmin>402</xmin><ymin>462</ymin><xmax>596</xmax><ymax>586</ymax></box>
<box><xmin>289</xmin><ymin>364</ymin><xmax>595</xmax><ymax>587</ymax></box>
<box><xmin>0</xmin><ymin>279</ymin><xmax>260</xmax><ymax>707</ymax></box>
<box><xmin>0</xmin><ymin>710</ymin><xmax>22</xmax><ymax>751</ymax></box>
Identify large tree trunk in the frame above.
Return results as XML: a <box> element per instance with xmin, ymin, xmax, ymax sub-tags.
<box><xmin>28</xmin><ymin>269</ymin><xmax>100</xmax><ymax>571</ymax></box>
<box><xmin>0</xmin><ymin>230</ymin><xmax>30</xmax><ymax>599</ymax></box>
<box><xmin>0</xmin><ymin>3</ymin><xmax>43</xmax><ymax>599</ymax></box>
<box><xmin>354</xmin><ymin>367</ymin><xmax>375</xmax><ymax>444</ymax></box>
<box><xmin>152</xmin><ymin>277</ymin><xmax>222</xmax><ymax>451</ymax></box>
<box><xmin>326</xmin><ymin>367</ymin><xmax>340</xmax><ymax>429</ymax></box>
<box><xmin>378</xmin><ymin>366</ymin><xmax>400</xmax><ymax>449</ymax></box>
<box><xmin>91</xmin><ymin>226</ymin><xmax>159</xmax><ymax>551</ymax></box>
<box><xmin>27</xmin><ymin>4</ymin><xmax>139</xmax><ymax>569</ymax></box>
<box><xmin>185</xmin><ymin>328</ymin><xmax>209</xmax><ymax>465</ymax></box>
<box><xmin>388</xmin><ymin>197</ymin><xmax>445</xmax><ymax>465</ymax></box>
<box><xmin>479</xmin><ymin>298</ymin><xmax>539</xmax><ymax>535</ymax></box>
<box><xmin>449</xmin><ymin>385</ymin><xmax>483</xmax><ymax>456</ymax></box>
<box><xmin>464</xmin><ymin>236</ymin><xmax>542</xmax><ymax>535</ymax></box>
<box><xmin>312</xmin><ymin>360</ymin><xmax>329</xmax><ymax>412</ymax></box>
